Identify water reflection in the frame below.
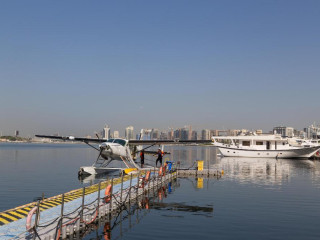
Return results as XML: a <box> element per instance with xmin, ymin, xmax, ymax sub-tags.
<box><xmin>81</xmin><ymin>179</ymin><xmax>213</xmax><ymax>240</ymax></box>
<box><xmin>216</xmin><ymin>157</ymin><xmax>290</xmax><ymax>185</ymax></box>
<box><xmin>78</xmin><ymin>172</ymin><xmax>120</xmax><ymax>185</ymax></box>
<box><xmin>213</xmin><ymin>157</ymin><xmax>320</xmax><ymax>187</ymax></box>
<box><xmin>161</xmin><ymin>146</ymin><xmax>218</xmax><ymax>169</ymax></box>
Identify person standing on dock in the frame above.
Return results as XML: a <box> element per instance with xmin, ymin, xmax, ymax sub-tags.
<box><xmin>156</xmin><ymin>148</ymin><xmax>163</xmax><ymax>167</ymax></box>
<box><xmin>140</xmin><ymin>150</ymin><xmax>145</xmax><ymax>168</ymax></box>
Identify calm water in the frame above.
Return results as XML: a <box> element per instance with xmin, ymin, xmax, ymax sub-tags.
<box><xmin>1</xmin><ymin>143</ymin><xmax>320</xmax><ymax>239</ymax></box>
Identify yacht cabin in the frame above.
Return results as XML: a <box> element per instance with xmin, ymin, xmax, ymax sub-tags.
<box><xmin>212</xmin><ymin>135</ymin><xmax>290</xmax><ymax>150</ymax></box>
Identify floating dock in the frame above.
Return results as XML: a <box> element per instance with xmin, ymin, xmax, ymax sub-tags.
<box><xmin>0</xmin><ymin>168</ymin><xmax>178</xmax><ymax>240</ymax></box>
<box><xmin>0</xmin><ymin>161</ymin><xmax>223</xmax><ymax>240</ymax></box>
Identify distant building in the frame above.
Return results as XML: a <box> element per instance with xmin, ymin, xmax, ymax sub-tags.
<box><xmin>191</xmin><ymin>131</ymin><xmax>197</xmax><ymax>140</ymax></box>
<box><xmin>210</xmin><ymin>130</ymin><xmax>219</xmax><ymax>137</ymax></box>
<box><xmin>139</xmin><ymin>129</ymin><xmax>152</xmax><ymax>140</ymax></box>
<box><xmin>113</xmin><ymin>131</ymin><xmax>119</xmax><ymax>138</ymax></box>
<box><xmin>151</xmin><ymin>128</ymin><xmax>159</xmax><ymax>140</ymax></box>
<box><xmin>228</xmin><ymin>129</ymin><xmax>241</xmax><ymax>136</ymax></box>
<box><xmin>304</xmin><ymin>124</ymin><xmax>320</xmax><ymax>139</ymax></box>
<box><xmin>185</xmin><ymin>125</ymin><xmax>192</xmax><ymax>140</ymax></box>
<box><xmin>103</xmin><ymin>125</ymin><xmax>110</xmax><ymax>139</ymax></box>
<box><xmin>125</xmin><ymin>126</ymin><xmax>134</xmax><ymax>140</ymax></box>
<box><xmin>160</xmin><ymin>131</ymin><xmax>168</xmax><ymax>140</ymax></box>
<box><xmin>255</xmin><ymin>129</ymin><xmax>263</xmax><ymax>135</ymax></box>
<box><xmin>273</xmin><ymin>126</ymin><xmax>294</xmax><ymax>137</ymax></box>
<box><xmin>295</xmin><ymin>130</ymin><xmax>305</xmax><ymax>138</ymax></box>
<box><xmin>174</xmin><ymin>129</ymin><xmax>182</xmax><ymax>139</ymax></box>
<box><xmin>218</xmin><ymin>130</ymin><xmax>228</xmax><ymax>136</ymax></box>
<box><xmin>201</xmin><ymin>129</ymin><xmax>210</xmax><ymax>140</ymax></box>
<box><xmin>15</xmin><ymin>130</ymin><xmax>19</xmax><ymax>137</ymax></box>
<box><xmin>181</xmin><ymin>127</ymin><xmax>189</xmax><ymax>140</ymax></box>
<box><xmin>167</xmin><ymin>128</ymin><xmax>174</xmax><ymax>140</ymax></box>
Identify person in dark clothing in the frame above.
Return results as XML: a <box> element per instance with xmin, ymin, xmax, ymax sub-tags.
<box><xmin>140</xmin><ymin>150</ymin><xmax>145</xmax><ymax>168</ymax></box>
<box><xmin>156</xmin><ymin>148</ymin><xmax>163</xmax><ymax>167</ymax></box>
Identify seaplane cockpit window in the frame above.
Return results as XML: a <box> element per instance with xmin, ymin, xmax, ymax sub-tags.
<box><xmin>113</xmin><ymin>139</ymin><xmax>127</xmax><ymax>146</ymax></box>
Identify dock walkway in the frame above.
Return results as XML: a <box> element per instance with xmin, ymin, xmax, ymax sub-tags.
<box><xmin>0</xmin><ymin>169</ymin><xmax>177</xmax><ymax>240</ymax></box>
<box><xmin>0</xmin><ymin>164</ymin><xmax>223</xmax><ymax>240</ymax></box>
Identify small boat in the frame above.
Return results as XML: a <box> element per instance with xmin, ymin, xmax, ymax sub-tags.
<box><xmin>212</xmin><ymin>135</ymin><xmax>320</xmax><ymax>159</ymax></box>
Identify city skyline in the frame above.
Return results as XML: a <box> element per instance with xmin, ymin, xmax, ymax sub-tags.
<box><xmin>4</xmin><ymin>122</ymin><xmax>317</xmax><ymax>140</ymax></box>
<box><xmin>1</xmin><ymin>121</ymin><xmax>320</xmax><ymax>139</ymax></box>
<box><xmin>1</xmin><ymin>1</ymin><xmax>320</xmax><ymax>136</ymax></box>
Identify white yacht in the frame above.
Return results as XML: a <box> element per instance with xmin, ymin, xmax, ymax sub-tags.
<box><xmin>212</xmin><ymin>135</ymin><xmax>320</xmax><ymax>159</ymax></box>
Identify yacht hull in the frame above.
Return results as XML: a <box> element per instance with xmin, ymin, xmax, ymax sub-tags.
<box><xmin>217</xmin><ymin>146</ymin><xmax>320</xmax><ymax>159</ymax></box>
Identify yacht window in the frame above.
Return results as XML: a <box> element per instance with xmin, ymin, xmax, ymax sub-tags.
<box><xmin>256</xmin><ymin>141</ymin><xmax>263</xmax><ymax>145</ymax></box>
<box><xmin>242</xmin><ymin>141</ymin><xmax>250</xmax><ymax>146</ymax></box>
<box><xmin>107</xmin><ymin>139</ymin><xmax>114</xmax><ymax>143</ymax></box>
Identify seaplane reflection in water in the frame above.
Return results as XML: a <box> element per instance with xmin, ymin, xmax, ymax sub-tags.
<box><xmin>35</xmin><ymin>134</ymin><xmax>213</xmax><ymax>176</ymax></box>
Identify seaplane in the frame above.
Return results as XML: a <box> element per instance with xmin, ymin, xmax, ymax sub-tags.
<box><xmin>35</xmin><ymin>134</ymin><xmax>213</xmax><ymax>175</ymax></box>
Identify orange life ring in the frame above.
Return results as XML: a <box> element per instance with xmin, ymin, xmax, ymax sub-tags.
<box><xmin>105</xmin><ymin>185</ymin><xmax>112</xmax><ymax>203</ymax></box>
<box><xmin>158</xmin><ymin>167</ymin><xmax>163</xmax><ymax>176</ymax></box>
<box><xmin>26</xmin><ymin>206</ymin><xmax>40</xmax><ymax>232</ymax></box>
<box><xmin>145</xmin><ymin>171</ymin><xmax>151</xmax><ymax>182</ymax></box>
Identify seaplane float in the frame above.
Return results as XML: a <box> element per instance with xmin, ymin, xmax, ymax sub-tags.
<box><xmin>35</xmin><ymin>134</ymin><xmax>213</xmax><ymax>175</ymax></box>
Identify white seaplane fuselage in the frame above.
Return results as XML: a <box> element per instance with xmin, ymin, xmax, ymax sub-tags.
<box><xmin>79</xmin><ymin>138</ymin><xmax>139</xmax><ymax>175</ymax></box>
<box><xmin>212</xmin><ymin>135</ymin><xmax>320</xmax><ymax>159</ymax></box>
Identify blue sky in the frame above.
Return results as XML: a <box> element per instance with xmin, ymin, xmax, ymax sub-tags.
<box><xmin>0</xmin><ymin>0</ymin><xmax>319</xmax><ymax>137</ymax></box>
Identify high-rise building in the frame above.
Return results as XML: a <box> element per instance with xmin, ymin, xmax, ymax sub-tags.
<box><xmin>185</xmin><ymin>125</ymin><xmax>192</xmax><ymax>140</ymax></box>
<box><xmin>167</xmin><ymin>128</ymin><xmax>174</xmax><ymax>140</ymax></box>
<box><xmin>139</xmin><ymin>129</ymin><xmax>152</xmax><ymax>140</ymax></box>
<box><xmin>304</xmin><ymin>124</ymin><xmax>320</xmax><ymax>139</ymax></box>
<box><xmin>103</xmin><ymin>125</ymin><xmax>110</xmax><ymax>139</ymax></box>
<box><xmin>113</xmin><ymin>131</ymin><xmax>119</xmax><ymax>138</ymax></box>
<box><xmin>201</xmin><ymin>129</ymin><xmax>210</xmax><ymax>140</ymax></box>
<box><xmin>151</xmin><ymin>128</ymin><xmax>159</xmax><ymax>140</ymax></box>
<box><xmin>125</xmin><ymin>126</ymin><xmax>134</xmax><ymax>140</ymax></box>
<box><xmin>191</xmin><ymin>131</ymin><xmax>197</xmax><ymax>140</ymax></box>
<box><xmin>273</xmin><ymin>126</ymin><xmax>294</xmax><ymax>137</ymax></box>
<box><xmin>160</xmin><ymin>131</ymin><xmax>168</xmax><ymax>140</ymax></box>
<box><xmin>174</xmin><ymin>129</ymin><xmax>182</xmax><ymax>139</ymax></box>
<box><xmin>181</xmin><ymin>128</ymin><xmax>189</xmax><ymax>140</ymax></box>
<box><xmin>15</xmin><ymin>130</ymin><xmax>19</xmax><ymax>137</ymax></box>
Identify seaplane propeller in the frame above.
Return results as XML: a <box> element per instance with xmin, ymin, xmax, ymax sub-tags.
<box><xmin>96</xmin><ymin>146</ymin><xmax>105</xmax><ymax>160</ymax></box>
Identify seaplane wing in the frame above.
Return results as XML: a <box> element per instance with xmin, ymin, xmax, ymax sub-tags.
<box><xmin>35</xmin><ymin>135</ymin><xmax>106</xmax><ymax>143</ymax></box>
<box><xmin>35</xmin><ymin>134</ymin><xmax>213</xmax><ymax>176</ymax></box>
<box><xmin>128</xmin><ymin>139</ymin><xmax>213</xmax><ymax>145</ymax></box>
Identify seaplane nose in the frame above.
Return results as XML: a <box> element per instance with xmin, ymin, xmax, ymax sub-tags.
<box><xmin>99</xmin><ymin>143</ymin><xmax>112</xmax><ymax>153</ymax></box>
<box><xmin>99</xmin><ymin>143</ymin><xmax>108</xmax><ymax>149</ymax></box>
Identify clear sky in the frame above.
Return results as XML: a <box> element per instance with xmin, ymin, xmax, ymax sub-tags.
<box><xmin>0</xmin><ymin>0</ymin><xmax>319</xmax><ymax>137</ymax></box>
